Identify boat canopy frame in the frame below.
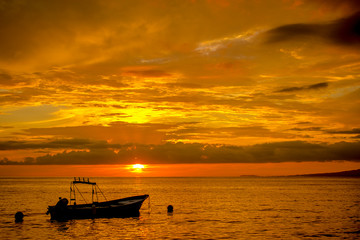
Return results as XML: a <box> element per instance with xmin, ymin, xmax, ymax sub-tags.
<box><xmin>70</xmin><ymin>177</ymin><xmax>107</xmax><ymax>205</ymax></box>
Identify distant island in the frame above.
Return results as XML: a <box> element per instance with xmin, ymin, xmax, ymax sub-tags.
<box><xmin>295</xmin><ymin>169</ymin><xmax>360</xmax><ymax>178</ymax></box>
<box><xmin>238</xmin><ymin>169</ymin><xmax>360</xmax><ymax>178</ymax></box>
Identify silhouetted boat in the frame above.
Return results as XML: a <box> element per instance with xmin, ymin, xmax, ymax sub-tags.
<box><xmin>47</xmin><ymin>178</ymin><xmax>149</xmax><ymax>221</ymax></box>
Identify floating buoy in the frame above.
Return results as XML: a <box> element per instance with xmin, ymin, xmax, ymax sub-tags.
<box><xmin>15</xmin><ymin>211</ymin><xmax>24</xmax><ymax>222</ymax></box>
<box><xmin>167</xmin><ymin>205</ymin><xmax>173</xmax><ymax>213</ymax></box>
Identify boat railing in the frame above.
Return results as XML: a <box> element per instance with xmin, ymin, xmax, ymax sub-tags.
<box><xmin>72</xmin><ymin>177</ymin><xmax>96</xmax><ymax>185</ymax></box>
<box><xmin>70</xmin><ymin>177</ymin><xmax>107</xmax><ymax>205</ymax></box>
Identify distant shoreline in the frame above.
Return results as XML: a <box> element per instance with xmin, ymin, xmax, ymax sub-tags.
<box><xmin>290</xmin><ymin>169</ymin><xmax>360</xmax><ymax>178</ymax></box>
<box><xmin>237</xmin><ymin>169</ymin><xmax>360</xmax><ymax>178</ymax></box>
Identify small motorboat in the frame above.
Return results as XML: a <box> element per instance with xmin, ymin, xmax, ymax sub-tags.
<box><xmin>47</xmin><ymin>177</ymin><xmax>149</xmax><ymax>220</ymax></box>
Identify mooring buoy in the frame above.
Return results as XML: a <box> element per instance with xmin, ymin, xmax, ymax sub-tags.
<box><xmin>167</xmin><ymin>205</ymin><xmax>173</xmax><ymax>213</ymax></box>
<box><xmin>15</xmin><ymin>211</ymin><xmax>24</xmax><ymax>222</ymax></box>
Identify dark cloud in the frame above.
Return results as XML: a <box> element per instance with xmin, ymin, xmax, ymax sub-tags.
<box><xmin>0</xmin><ymin>158</ymin><xmax>19</xmax><ymax>165</ymax></box>
<box><xmin>1</xmin><ymin>141</ymin><xmax>359</xmax><ymax>165</ymax></box>
<box><xmin>276</xmin><ymin>82</ymin><xmax>328</xmax><ymax>93</ymax></box>
<box><xmin>308</xmin><ymin>82</ymin><xmax>328</xmax><ymax>89</ymax></box>
<box><xmin>168</xmin><ymin>126</ymin><xmax>294</xmax><ymax>140</ymax></box>
<box><xmin>265</xmin><ymin>12</ymin><xmax>360</xmax><ymax>46</ymax></box>
<box><xmin>245</xmin><ymin>141</ymin><xmax>360</xmax><ymax>162</ymax></box>
<box><xmin>0</xmin><ymin>139</ymin><xmax>115</xmax><ymax>150</ymax></box>
<box><xmin>333</xmin><ymin>11</ymin><xmax>360</xmax><ymax>45</ymax></box>
<box><xmin>265</xmin><ymin>23</ymin><xmax>323</xmax><ymax>43</ymax></box>
<box><xmin>0</xmin><ymin>126</ymin><xmax>13</xmax><ymax>129</ymax></box>
<box><xmin>276</xmin><ymin>86</ymin><xmax>303</xmax><ymax>93</ymax></box>
<box><xmin>290</xmin><ymin>127</ymin><xmax>323</xmax><ymax>131</ymax></box>
<box><xmin>327</xmin><ymin>128</ymin><xmax>360</xmax><ymax>134</ymax></box>
<box><xmin>296</xmin><ymin>122</ymin><xmax>313</xmax><ymax>125</ymax></box>
<box><xmin>36</xmin><ymin>149</ymin><xmax>119</xmax><ymax>165</ymax></box>
<box><xmin>329</xmin><ymin>141</ymin><xmax>360</xmax><ymax>160</ymax></box>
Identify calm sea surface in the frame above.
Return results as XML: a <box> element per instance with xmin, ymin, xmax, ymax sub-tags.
<box><xmin>0</xmin><ymin>177</ymin><xmax>359</xmax><ymax>239</ymax></box>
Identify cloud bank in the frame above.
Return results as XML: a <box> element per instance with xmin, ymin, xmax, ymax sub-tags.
<box><xmin>265</xmin><ymin>11</ymin><xmax>360</xmax><ymax>46</ymax></box>
<box><xmin>276</xmin><ymin>82</ymin><xmax>329</xmax><ymax>93</ymax></box>
<box><xmin>1</xmin><ymin>140</ymin><xmax>359</xmax><ymax>165</ymax></box>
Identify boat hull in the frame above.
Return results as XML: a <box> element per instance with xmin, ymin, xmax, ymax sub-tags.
<box><xmin>48</xmin><ymin>194</ymin><xmax>149</xmax><ymax>220</ymax></box>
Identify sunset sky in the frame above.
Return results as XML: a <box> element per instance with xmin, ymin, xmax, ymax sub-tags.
<box><xmin>1</xmin><ymin>0</ymin><xmax>360</xmax><ymax>176</ymax></box>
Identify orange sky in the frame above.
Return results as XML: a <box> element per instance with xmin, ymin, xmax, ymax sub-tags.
<box><xmin>1</xmin><ymin>162</ymin><xmax>360</xmax><ymax>177</ymax></box>
<box><xmin>0</xmin><ymin>0</ymin><xmax>359</xmax><ymax>176</ymax></box>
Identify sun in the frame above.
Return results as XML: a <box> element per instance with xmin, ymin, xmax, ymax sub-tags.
<box><xmin>132</xmin><ymin>164</ymin><xmax>145</xmax><ymax>170</ymax></box>
<box><xmin>131</xmin><ymin>164</ymin><xmax>146</xmax><ymax>173</ymax></box>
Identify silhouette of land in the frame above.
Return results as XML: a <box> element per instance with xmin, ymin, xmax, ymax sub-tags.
<box><xmin>239</xmin><ymin>169</ymin><xmax>360</xmax><ymax>177</ymax></box>
<box><xmin>295</xmin><ymin>169</ymin><xmax>360</xmax><ymax>178</ymax></box>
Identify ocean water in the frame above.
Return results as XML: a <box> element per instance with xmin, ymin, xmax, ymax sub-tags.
<box><xmin>0</xmin><ymin>177</ymin><xmax>359</xmax><ymax>239</ymax></box>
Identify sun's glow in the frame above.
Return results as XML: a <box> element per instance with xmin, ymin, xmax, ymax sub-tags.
<box><xmin>130</xmin><ymin>164</ymin><xmax>146</xmax><ymax>173</ymax></box>
<box><xmin>132</xmin><ymin>164</ymin><xmax>145</xmax><ymax>169</ymax></box>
